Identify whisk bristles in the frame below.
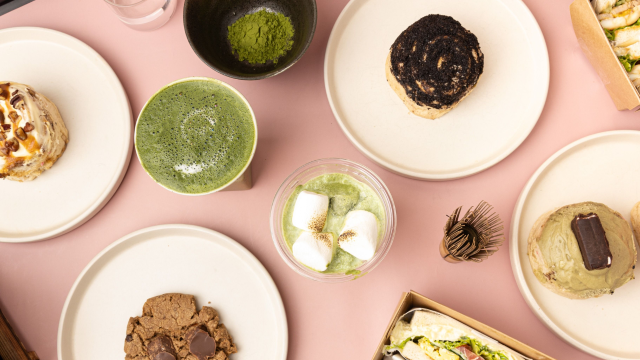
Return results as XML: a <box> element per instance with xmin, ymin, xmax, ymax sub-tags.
<box><xmin>442</xmin><ymin>201</ymin><xmax>504</xmax><ymax>262</ymax></box>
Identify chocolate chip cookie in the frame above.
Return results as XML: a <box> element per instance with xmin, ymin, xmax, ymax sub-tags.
<box><xmin>124</xmin><ymin>293</ymin><xmax>237</xmax><ymax>360</ymax></box>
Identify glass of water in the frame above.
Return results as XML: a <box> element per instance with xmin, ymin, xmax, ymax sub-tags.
<box><xmin>104</xmin><ymin>0</ymin><xmax>177</xmax><ymax>31</ymax></box>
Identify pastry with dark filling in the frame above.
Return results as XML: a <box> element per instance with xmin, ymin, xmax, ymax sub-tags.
<box><xmin>386</xmin><ymin>15</ymin><xmax>484</xmax><ymax>119</ymax></box>
<box><xmin>527</xmin><ymin>202</ymin><xmax>636</xmax><ymax>299</ymax></box>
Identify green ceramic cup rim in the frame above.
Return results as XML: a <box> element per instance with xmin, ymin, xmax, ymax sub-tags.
<box><xmin>134</xmin><ymin>77</ymin><xmax>258</xmax><ymax>196</ymax></box>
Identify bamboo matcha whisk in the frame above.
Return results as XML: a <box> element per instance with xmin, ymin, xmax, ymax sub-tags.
<box><xmin>439</xmin><ymin>201</ymin><xmax>504</xmax><ymax>263</ymax></box>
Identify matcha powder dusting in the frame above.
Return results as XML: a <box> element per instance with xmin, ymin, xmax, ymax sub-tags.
<box><xmin>228</xmin><ymin>10</ymin><xmax>295</xmax><ymax>64</ymax></box>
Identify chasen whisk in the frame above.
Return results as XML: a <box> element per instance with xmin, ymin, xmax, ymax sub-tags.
<box><xmin>439</xmin><ymin>201</ymin><xmax>504</xmax><ymax>263</ymax></box>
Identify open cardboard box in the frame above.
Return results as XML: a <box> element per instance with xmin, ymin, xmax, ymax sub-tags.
<box><xmin>372</xmin><ymin>291</ymin><xmax>556</xmax><ymax>360</ymax></box>
<box><xmin>570</xmin><ymin>0</ymin><xmax>640</xmax><ymax>110</ymax></box>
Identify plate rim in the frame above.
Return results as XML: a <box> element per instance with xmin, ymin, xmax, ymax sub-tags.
<box><xmin>323</xmin><ymin>0</ymin><xmax>550</xmax><ymax>180</ymax></box>
<box><xmin>56</xmin><ymin>224</ymin><xmax>289</xmax><ymax>360</ymax></box>
<box><xmin>0</xmin><ymin>26</ymin><xmax>132</xmax><ymax>243</ymax></box>
<box><xmin>509</xmin><ymin>130</ymin><xmax>640</xmax><ymax>360</ymax></box>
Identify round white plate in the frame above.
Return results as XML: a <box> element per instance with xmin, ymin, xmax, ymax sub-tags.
<box><xmin>0</xmin><ymin>27</ymin><xmax>132</xmax><ymax>242</ymax></box>
<box><xmin>324</xmin><ymin>0</ymin><xmax>549</xmax><ymax>180</ymax></box>
<box><xmin>511</xmin><ymin>131</ymin><xmax>640</xmax><ymax>360</ymax></box>
<box><xmin>58</xmin><ymin>224</ymin><xmax>288</xmax><ymax>360</ymax></box>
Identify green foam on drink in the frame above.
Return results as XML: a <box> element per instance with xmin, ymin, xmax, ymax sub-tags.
<box><xmin>136</xmin><ymin>79</ymin><xmax>255</xmax><ymax>194</ymax></box>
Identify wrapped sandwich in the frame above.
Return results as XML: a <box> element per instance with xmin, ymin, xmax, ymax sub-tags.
<box><xmin>384</xmin><ymin>309</ymin><xmax>523</xmax><ymax>360</ymax></box>
<box><xmin>593</xmin><ymin>0</ymin><xmax>640</xmax><ymax>89</ymax></box>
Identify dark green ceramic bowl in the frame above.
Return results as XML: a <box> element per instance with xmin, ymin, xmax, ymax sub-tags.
<box><xmin>184</xmin><ymin>0</ymin><xmax>317</xmax><ymax>80</ymax></box>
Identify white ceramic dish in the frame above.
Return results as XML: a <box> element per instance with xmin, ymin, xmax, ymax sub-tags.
<box><xmin>324</xmin><ymin>0</ymin><xmax>549</xmax><ymax>180</ymax></box>
<box><xmin>511</xmin><ymin>131</ymin><xmax>640</xmax><ymax>360</ymax></box>
<box><xmin>0</xmin><ymin>27</ymin><xmax>132</xmax><ymax>242</ymax></box>
<box><xmin>58</xmin><ymin>224</ymin><xmax>288</xmax><ymax>360</ymax></box>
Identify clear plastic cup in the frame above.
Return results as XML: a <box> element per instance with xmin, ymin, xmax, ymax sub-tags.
<box><xmin>103</xmin><ymin>0</ymin><xmax>177</xmax><ymax>31</ymax></box>
<box><xmin>270</xmin><ymin>158</ymin><xmax>397</xmax><ymax>282</ymax></box>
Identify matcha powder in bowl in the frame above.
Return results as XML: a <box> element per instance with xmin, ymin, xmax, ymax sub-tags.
<box><xmin>228</xmin><ymin>10</ymin><xmax>295</xmax><ymax>64</ymax></box>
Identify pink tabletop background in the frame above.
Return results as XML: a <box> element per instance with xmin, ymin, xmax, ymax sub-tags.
<box><xmin>1</xmin><ymin>0</ymin><xmax>639</xmax><ymax>359</ymax></box>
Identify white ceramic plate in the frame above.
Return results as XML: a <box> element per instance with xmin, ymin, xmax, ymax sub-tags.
<box><xmin>58</xmin><ymin>224</ymin><xmax>288</xmax><ymax>360</ymax></box>
<box><xmin>0</xmin><ymin>27</ymin><xmax>132</xmax><ymax>242</ymax></box>
<box><xmin>324</xmin><ymin>0</ymin><xmax>549</xmax><ymax>180</ymax></box>
<box><xmin>511</xmin><ymin>131</ymin><xmax>640</xmax><ymax>360</ymax></box>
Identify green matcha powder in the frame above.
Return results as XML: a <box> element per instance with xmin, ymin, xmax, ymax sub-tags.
<box><xmin>228</xmin><ymin>10</ymin><xmax>295</xmax><ymax>64</ymax></box>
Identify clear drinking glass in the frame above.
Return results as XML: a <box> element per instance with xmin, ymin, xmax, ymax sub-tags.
<box><xmin>104</xmin><ymin>0</ymin><xmax>177</xmax><ymax>31</ymax></box>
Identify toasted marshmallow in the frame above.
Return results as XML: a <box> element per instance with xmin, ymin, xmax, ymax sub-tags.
<box><xmin>338</xmin><ymin>210</ymin><xmax>379</xmax><ymax>261</ymax></box>
<box><xmin>291</xmin><ymin>190</ymin><xmax>329</xmax><ymax>232</ymax></box>
<box><xmin>292</xmin><ymin>231</ymin><xmax>334</xmax><ymax>271</ymax></box>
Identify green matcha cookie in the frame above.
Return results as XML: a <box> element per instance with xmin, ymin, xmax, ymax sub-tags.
<box><xmin>528</xmin><ymin>202</ymin><xmax>637</xmax><ymax>299</ymax></box>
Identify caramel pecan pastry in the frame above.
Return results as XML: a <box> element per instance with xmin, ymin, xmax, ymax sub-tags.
<box><xmin>0</xmin><ymin>82</ymin><xmax>69</xmax><ymax>181</ymax></box>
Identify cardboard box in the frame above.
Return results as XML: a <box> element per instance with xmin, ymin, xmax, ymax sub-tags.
<box><xmin>570</xmin><ymin>0</ymin><xmax>640</xmax><ymax>110</ymax></box>
<box><xmin>372</xmin><ymin>291</ymin><xmax>556</xmax><ymax>360</ymax></box>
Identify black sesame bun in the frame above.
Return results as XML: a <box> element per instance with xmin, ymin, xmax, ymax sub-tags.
<box><xmin>385</xmin><ymin>15</ymin><xmax>484</xmax><ymax>119</ymax></box>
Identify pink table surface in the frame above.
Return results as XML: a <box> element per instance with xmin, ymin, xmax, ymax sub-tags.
<box><xmin>1</xmin><ymin>0</ymin><xmax>639</xmax><ymax>359</ymax></box>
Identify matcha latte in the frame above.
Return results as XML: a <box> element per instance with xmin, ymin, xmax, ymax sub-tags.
<box><xmin>282</xmin><ymin>173</ymin><xmax>385</xmax><ymax>274</ymax></box>
<box><xmin>135</xmin><ymin>78</ymin><xmax>256</xmax><ymax>194</ymax></box>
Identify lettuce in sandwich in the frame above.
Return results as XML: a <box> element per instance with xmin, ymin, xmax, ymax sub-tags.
<box><xmin>383</xmin><ymin>310</ymin><xmax>523</xmax><ymax>360</ymax></box>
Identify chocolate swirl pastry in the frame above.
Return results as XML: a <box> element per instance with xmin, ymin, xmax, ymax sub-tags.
<box><xmin>385</xmin><ymin>15</ymin><xmax>484</xmax><ymax>119</ymax></box>
<box><xmin>0</xmin><ymin>82</ymin><xmax>69</xmax><ymax>181</ymax></box>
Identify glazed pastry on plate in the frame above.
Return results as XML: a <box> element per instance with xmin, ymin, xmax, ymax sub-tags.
<box><xmin>632</xmin><ymin>201</ymin><xmax>640</xmax><ymax>241</ymax></box>
<box><xmin>385</xmin><ymin>15</ymin><xmax>484</xmax><ymax>119</ymax></box>
<box><xmin>527</xmin><ymin>202</ymin><xmax>636</xmax><ymax>299</ymax></box>
<box><xmin>0</xmin><ymin>82</ymin><xmax>69</xmax><ymax>181</ymax></box>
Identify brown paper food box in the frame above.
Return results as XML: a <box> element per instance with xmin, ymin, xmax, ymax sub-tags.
<box><xmin>372</xmin><ymin>291</ymin><xmax>556</xmax><ymax>360</ymax></box>
<box><xmin>570</xmin><ymin>0</ymin><xmax>640</xmax><ymax>110</ymax></box>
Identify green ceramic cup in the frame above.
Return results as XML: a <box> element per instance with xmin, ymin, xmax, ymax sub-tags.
<box><xmin>135</xmin><ymin>77</ymin><xmax>257</xmax><ymax>195</ymax></box>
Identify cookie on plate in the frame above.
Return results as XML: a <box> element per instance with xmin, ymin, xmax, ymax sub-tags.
<box><xmin>527</xmin><ymin>202</ymin><xmax>636</xmax><ymax>299</ymax></box>
<box><xmin>124</xmin><ymin>293</ymin><xmax>237</xmax><ymax>360</ymax></box>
